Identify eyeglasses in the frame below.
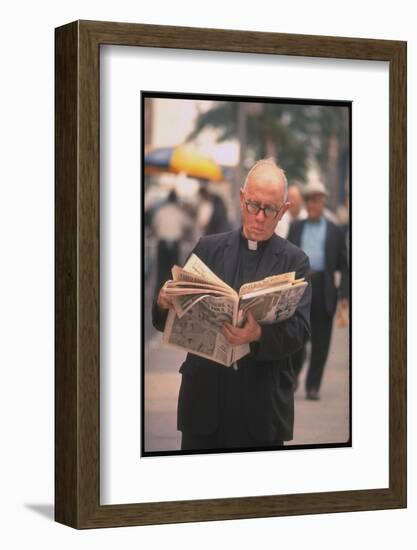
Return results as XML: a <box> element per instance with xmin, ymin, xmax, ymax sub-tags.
<box><xmin>244</xmin><ymin>199</ymin><xmax>282</xmax><ymax>219</ymax></box>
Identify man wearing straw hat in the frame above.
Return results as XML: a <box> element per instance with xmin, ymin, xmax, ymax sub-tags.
<box><xmin>288</xmin><ymin>179</ymin><xmax>349</xmax><ymax>401</ymax></box>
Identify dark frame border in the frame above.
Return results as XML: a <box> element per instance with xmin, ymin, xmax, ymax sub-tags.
<box><xmin>55</xmin><ymin>20</ymin><xmax>406</xmax><ymax>529</ymax></box>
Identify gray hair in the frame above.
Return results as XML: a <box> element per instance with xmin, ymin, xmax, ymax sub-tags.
<box><xmin>242</xmin><ymin>158</ymin><xmax>288</xmax><ymax>201</ymax></box>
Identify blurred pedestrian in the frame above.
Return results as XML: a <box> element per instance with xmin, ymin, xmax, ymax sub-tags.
<box><xmin>197</xmin><ymin>185</ymin><xmax>231</xmax><ymax>237</ymax></box>
<box><xmin>275</xmin><ymin>183</ymin><xmax>307</xmax><ymax>238</ymax></box>
<box><xmin>287</xmin><ymin>180</ymin><xmax>349</xmax><ymax>400</ymax></box>
<box><xmin>152</xmin><ymin>189</ymin><xmax>191</xmax><ymax>297</ymax></box>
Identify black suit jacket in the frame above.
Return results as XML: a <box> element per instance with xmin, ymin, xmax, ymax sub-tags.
<box><xmin>152</xmin><ymin>229</ymin><xmax>311</xmax><ymax>442</ymax></box>
<box><xmin>287</xmin><ymin>219</ymin><xmax>349</xmax><ymax>317</ymax></box>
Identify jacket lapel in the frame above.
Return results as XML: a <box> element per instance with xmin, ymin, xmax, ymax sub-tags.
<box><xmin>293</xmin><ymin>220</ymin><xmax>304</xmax><ymax>247</ymax></box>
<box><xmin>254</xmin><ymin>234</ymin><xmax>285</xmax><ymax>280</ymax></box>
<box><xmin>222</xmin><ymin>229</ymin><xmax>241</xmax><ymax>287</ymax></box>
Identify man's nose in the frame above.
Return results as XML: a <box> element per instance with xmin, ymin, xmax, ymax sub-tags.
<box><xmin>255</xmin><ymin>209</ymin><xmax>266</xmax><ymax>221</ymax></box>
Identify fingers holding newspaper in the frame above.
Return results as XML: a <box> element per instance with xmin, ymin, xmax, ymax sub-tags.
<box><xmin>222</xmin><ymin>310</ymin><xmax>261</xmax><ymax>345</ymax></box>
<box><xmin>157</xmin><ymin>281</ymin><xmax>174</xmax><ymax>310</ymax></box>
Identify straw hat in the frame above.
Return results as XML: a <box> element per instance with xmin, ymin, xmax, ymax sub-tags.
<box><xmin>302</xmin><ymin>180</ymin><xmax>329</xmax><ymax>198</ymax></box>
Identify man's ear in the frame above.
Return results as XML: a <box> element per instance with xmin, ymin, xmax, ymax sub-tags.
<box><xmin>278</xmin><ymin>201</ymin><xmax>291</xmax><ymax>220</ymax></box>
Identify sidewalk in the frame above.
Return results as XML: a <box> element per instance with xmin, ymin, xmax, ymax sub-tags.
<box><xmin>290</xmin><ymin>323</ymin><xmax>350</xmax><ymax>446</ymax></box>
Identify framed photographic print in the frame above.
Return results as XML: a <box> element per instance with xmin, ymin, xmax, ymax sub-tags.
<box><xmin>55</xmin><ymin>20</ymin><xmax>406</xmax><ymax>528</ymax></box>
<box><xmin>141</xmin><ymin>91</ymin><xmax>352</xmax><ymax>457</ymax></box>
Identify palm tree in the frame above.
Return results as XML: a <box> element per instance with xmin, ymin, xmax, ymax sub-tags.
<box><xmin>188</xmin><ymin>102</ymin><xmax>320</xmax><ymax>181</ymax></box>
<box><xmin>187</xmin><ymin>100</ymin><xmax>349</xmax><ymax>212</ymax></box>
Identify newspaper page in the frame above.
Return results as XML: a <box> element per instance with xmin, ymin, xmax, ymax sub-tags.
<box><xmin>182</xmin><ymin>254</ymin><xmax>230</xmax><ymax>289</ymax></box>
<box><xmin>231</xmin><ymin>343</ymin><xmax>251</xmax><ymax>363</ymax></box>
<box><xmin>163</xmin><ymin>294</ymin><xmax>239</xmax><ymax>366</ymax></box>
<box><xmin>239</xmin><ymin>282</ymin><xmax>307</xmax><ymax>324</ymax></box>
<box><xmin>166</xmin><ymin>278</ymin><xmax>228</xmax><ymax>293</ymax></box>
<box><xmin>171</xmin><ymin>292</ymin><xmax>229</xmax><ymax>318</ymax></box>
<box><xmin>165</xmin><ymin>273</ymin><xmax>235</xmax><ymax>318</ymax></box>
<box><xmin>165</xmin><ymin>279</ymin><xmax>233</xmax><ymax>299</ymax></box>
<box><xmin>238</xmin><ymin>272</ymin><xmax>295</xmax><ymax>296</ymax></box>
<box><xmin>171</xmin><ymin>265</ymin><xmax>223</xmax><ymax>288</ymax></box>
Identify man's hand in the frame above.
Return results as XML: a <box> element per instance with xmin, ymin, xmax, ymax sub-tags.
<box><xmin>336</xmin><ymin>298</ymin><xmax>349</xmax><ymax>328</ymax></box>
<box><xmin>339</xmin><ymin>298</ymin><xmax>348</xmax><ymax>308</ymax></box>
<box><xmin>156</xmin><ymin>282</ymin><xmax>174</xmax><ymax>310</ymax></box>
<box><xmin>222</xmin><ymin>311</ymin><xmax>261</xmax><ymax>345</ymax></box>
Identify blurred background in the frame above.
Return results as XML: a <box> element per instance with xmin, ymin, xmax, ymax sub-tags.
<box><xmin>143</xmin><ymin>95</ymin><xmax>350</xmax><ymax>453</ymax></box>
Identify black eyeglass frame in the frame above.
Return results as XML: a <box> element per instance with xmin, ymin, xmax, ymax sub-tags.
<box><xmin>244</xmin><ymin>199</ymin><xmax>284</xmax><ymax>219</ymax></box>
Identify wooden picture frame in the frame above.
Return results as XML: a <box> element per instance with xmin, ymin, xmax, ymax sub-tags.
<box><xmin>55</xmin><ymin>20</ymin><xmax>406</xmax><ymax>529</ymax></box>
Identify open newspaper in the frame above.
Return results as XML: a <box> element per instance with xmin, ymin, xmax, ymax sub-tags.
<box><xmin>162</xmin><ymin>253</ymin><xmax>308</xmax><ymax>367</ymax></box>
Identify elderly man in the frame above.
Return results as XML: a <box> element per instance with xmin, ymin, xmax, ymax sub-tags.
<box><xmin>153</xmin><ymin>158</ymin><xmax>311</xmax><ymax>451</ymax></box>
<box><xmin>275</xmin><ymin>183</ymin><xmax>307</xmax><ymax>238</ymax></box>
<box><xmin>287</xmin><ymin>180</ymin><xmax>349</xmax><ymax>400</ymax></box>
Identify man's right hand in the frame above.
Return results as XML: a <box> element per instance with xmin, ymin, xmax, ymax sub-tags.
<box><xmin>156</xmin><ymin>282</ymin><xmax>174</xmax><ymax>310</ymax></box>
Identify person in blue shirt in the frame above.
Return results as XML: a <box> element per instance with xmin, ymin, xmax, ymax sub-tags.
<box><xmin>287</xmin><ymin>180</ymin><xmax>349</xmax><ymax>401</ymax></box>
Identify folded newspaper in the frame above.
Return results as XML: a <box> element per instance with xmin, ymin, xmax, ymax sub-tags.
<box><xmin>162</xmin><ymin>253</ymin><xmax>308</xmax><ymax>367</ymax></box>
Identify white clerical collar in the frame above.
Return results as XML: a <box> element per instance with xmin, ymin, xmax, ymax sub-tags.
<box><xmin>240</xmin><ymin>230</ymin><xmax>271</xmax><ymax>251</ymax></box>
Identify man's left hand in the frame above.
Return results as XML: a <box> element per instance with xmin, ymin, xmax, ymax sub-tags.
<box><xmin>222</xmin><ymin>311</ymin><xmax>261</xmax><ymax>345</ymax></box>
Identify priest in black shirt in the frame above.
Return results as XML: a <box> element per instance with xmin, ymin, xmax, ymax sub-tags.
<box><xmin>153</xmin><ymin>158</ymin><xmax>311</xmax><ymax>452</ymax></box>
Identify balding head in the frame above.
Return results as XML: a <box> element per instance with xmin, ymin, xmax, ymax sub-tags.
<box><xmin>287</xmin><ymin>184</ymin><xmax>304</xmax><ymax>217</ymax></box>
<box><xmin>242</xmin><ymin>158</ymin><xmax>288</xmax><ymax>200</ymax></box>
